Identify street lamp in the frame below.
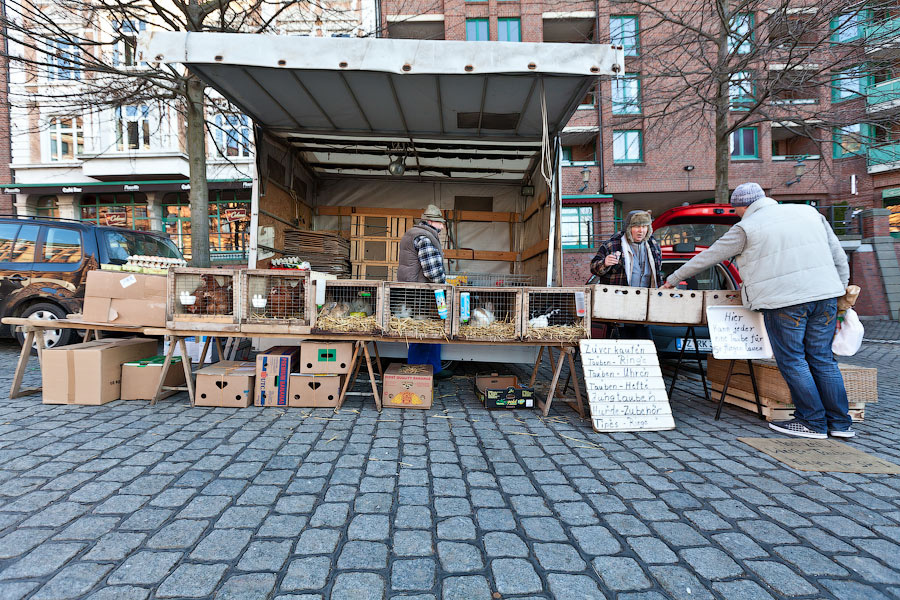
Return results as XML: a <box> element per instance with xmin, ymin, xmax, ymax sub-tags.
<box><xmin>578</xmin><ymin>165</ymin><xmax>591</xmax><ymax>192</ymax></box>
<box><xmin>785</xmin><ymin>156</ymin><xmax>807</xmax><ymax>186</ymax></box>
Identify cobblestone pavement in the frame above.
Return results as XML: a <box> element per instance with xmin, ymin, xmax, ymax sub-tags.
<box><xmin>0</xmin><ymin>324</ymin><xmax>898</xmax><ymax>600</ymax></box>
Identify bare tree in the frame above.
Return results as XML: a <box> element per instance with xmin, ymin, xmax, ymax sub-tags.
<box><xmin>2</xmin><ymin>0</ymin><xmax>367</xmax><ymax>265</ymax></box>
<box><xmin>609</xmin><ymin>0</ymin><xmax>897</xmax><ymax>202</ymax></box>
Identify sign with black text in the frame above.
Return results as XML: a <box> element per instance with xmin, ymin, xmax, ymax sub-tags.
<box><xmin>579</xmin><ymin>339</ymin><xmax>675</xmax><ymax>432</ymax></box>
<box><xmin>706</xmin><ymin>306</ymin><xmax>773</xmax><ymax>360</ymax></box>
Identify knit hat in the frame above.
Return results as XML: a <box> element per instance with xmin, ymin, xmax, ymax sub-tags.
<box><xmin>421</xmin><ymin>204</ymin><xmax>445</xmax><ymax>223</ymax></box>
<box><xmin>628</xmin><ymin>211</ymin><xmax>652</xmax><ymax>227</ymax></box>
<box><xmin>730</xmin><ymin>182</ymin><xmax>766</xmax><ymax>207</ymax></box>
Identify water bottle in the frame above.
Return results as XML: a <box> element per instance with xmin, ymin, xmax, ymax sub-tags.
<box><xmin>460</xmin><ymin>292</ymin><xmax>471</xmax><ymax>323</ymax></box>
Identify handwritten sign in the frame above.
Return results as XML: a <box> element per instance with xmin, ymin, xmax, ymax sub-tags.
<box><xmin>580</xmin><ymin>339</ymin><xmax>675</xmax><ymax>432</ymax></box>
<box><xmin>706</xmin><ymin>305</ymin><xmax>773</xmax><ymax>360</ymax></box>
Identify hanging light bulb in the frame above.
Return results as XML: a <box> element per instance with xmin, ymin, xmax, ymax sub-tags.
<box><xmin>388</xmin><ymin>156</ymin><xmax>406</xmax><ymax>176</ymax></box>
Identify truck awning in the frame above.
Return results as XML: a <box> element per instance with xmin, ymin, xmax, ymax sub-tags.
<box><xmin>140</xmin><ymin>33</ymin><xmax>623</xmax><ymax>183</ymax></box>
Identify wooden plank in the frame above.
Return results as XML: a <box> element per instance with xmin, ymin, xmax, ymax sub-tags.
<box><xmin>524</xmin><ymin>195</ymin><xmax>545</xmax><ymax>222</ymax></box>
<box><xmin>521</xmin><ymin>239</ymin><xmax>549</xmax><ymax>261</ymax></box>
<box><xmin>443</xmin><ymin>249</ymin><xmax>518</xmax><ymax>262</ymax></box>
<box><xmin>446</xmin><ymin>210</ymin><xmax>520</xmax><ymax>223</ymax></box>
<box><xmin>321</xmin><ymin>206</ymin><xmax>520</xmax><ymax>223</ymax></box>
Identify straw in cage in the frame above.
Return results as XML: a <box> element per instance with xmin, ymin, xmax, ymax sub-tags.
<box><xmin>317</xmin><ymin>287</ymin><xmax>380</xmax><ymax>332</ymax></box>
<box><xmin>177</xmin><ymin>273</ymin><xmax>233</xmax><ymax>316</ymax></box>
<box><xmin>248</xmin><ymin>276</ymin><xmax>305</xmax><ymax>319</ymax></box>
<box><xmin>389</xmin><ymin>288</ymin><xmax>447</xmax><ymax>338</ymax></box>
<box><xmin>458</xmin><ymin>291</ymin><xmax>517</xmax><ymax>340</ymax></box>
<box><xmin>525</xmin><ymin>292</ymin><xmax>582</xmax><ymax>341</ymax></box>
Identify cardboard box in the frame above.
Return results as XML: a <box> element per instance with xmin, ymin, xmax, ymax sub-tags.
<box><xmin>299</xmin><ymin>341</ymin><xmax>353</xmax><ymax>374</ymax></box>
<box><xmin>42</xmin><ymin>337</ymin><xmax>158</xmax><ymax>405</ymax></box>
<box><xmin>474</xmin><ymin>374</ymin><xmax>535</xmax><ymax>410</ymax></box>
<box><xmin>82</xmin><ymin>270</ymin><xmax>167</xmax><ymax>327</ymax></box>
<box><xmin>383</xmin><ymin>363</ymin><xmax>433</xmax><ymax>409</ymax></box>
<box><xmin>289</xmin><ymin>374</ymin><xmax>344</xmax><ymax>408</ymax></box>
<box><xmin>255</xmin><ymin>346</ymin><xmax>300</xmax><ymax>407</ymax></box>
<box><xmin>195</xmin><ymin>361</ymin><xmax>256</xmax><ymax>407</ymax></box>
<box><xmin>121</xmin><ymin>356</ymin><xmax>186</xmax><ymax>401</ymax></box>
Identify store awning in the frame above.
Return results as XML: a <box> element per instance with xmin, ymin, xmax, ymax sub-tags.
<box><xmin>0</xmin><ymin>179</ymin><xmax>252</xmax><ymax>196</ymax></box>
<box><xmin>140</xmin><ymin>33</ymin><xmax>623</xmax><ymax>183</ymax></box>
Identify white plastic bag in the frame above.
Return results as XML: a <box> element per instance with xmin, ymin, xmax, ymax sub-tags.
<box><xmin>832</xmin><ymin>308</ymin><xmax>864</xmax><ymax>356</ymax></box>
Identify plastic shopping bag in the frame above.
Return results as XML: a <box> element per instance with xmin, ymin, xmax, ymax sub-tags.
<box><xmin>832</xmin><ymin>308</ymin><xmax>864</xmax><ymax>356</ymax></box>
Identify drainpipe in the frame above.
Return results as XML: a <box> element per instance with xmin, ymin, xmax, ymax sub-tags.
<box><xmin>375</xmin><ymin>0</ymin><xmax>382</xmax><ymax>38</ymax></box>
<box><xmin>594</xmin><ymin>0</ymin><xmax>605</xmax><ymax>194</ymax></box>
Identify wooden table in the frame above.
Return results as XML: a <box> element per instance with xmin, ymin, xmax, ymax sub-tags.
<box><xmin>4</xmin><ymin>318</ymin><xmax>585</xmax><ymax>418</ymax></box>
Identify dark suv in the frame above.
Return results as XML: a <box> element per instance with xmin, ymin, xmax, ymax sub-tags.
<box><xmin>0</xmin><ymin>216</ymin><xmax>183</xmax><ymax>348</ymax></box>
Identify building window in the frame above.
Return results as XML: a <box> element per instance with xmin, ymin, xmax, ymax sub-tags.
<box><xmin>48</xmin><ymin>116</ymin><xmax>83</xmax><ymax>161</ymax></box>
<box><xmin>36</xmin><ymin>196</ymin><xmax>58</xmax><ymax>218</ymax></box>
<box><xmin>729</xmin><ymin>71</ymin><xmax>754</xmax><ymax>109</ymax></box>
<box><xmin>729</xmin><ymin>13</ymin><xmax>754</xmax><ymax>54</ymax></box>
<box><xmin>730</xmin><ymin>127</ymin><xmax>759</xmax><ymax>160</ymax></box>
<box><xmin>831</xmin><ymin>11</ymin><xmax>868</xmax><ymax>44</ymax></box>
<box><xmin>498</xmin><ymin>18</ymin><xmax>521</xmax><ymax>42</ymax></box>
<box><xmin>831</xmin><ymin>68</ymin><xmax>869</xmax><ymax>102</ymax></box>
<box><xmin>80</xmin><ymin>193</ymin><xmax>150</xmax><ymax>230</ymax></box>
<box><xmin>47</xmin><ymin>39</ymin><xmax>80</xmax><ymax>80</ymax></box>
<box><xmin>163</xmin><ymin>189</ymin><xmax>251</xmax><ymax>261</ymax></box>
<box><xmin>215</xmin><ymin>114</ymin><xmax>251</xmax><ymax>157</ymax></box>
<box><xmin>116</xmin><ymin>105</ymin><xmax>152</xmax><ymax>150</ymax></box>
<box><xmin>578</xmin><ymin>84</ymin><xmax>597</xmax><ymax>109</ymax></box>
<box><xmin>833</xmin><ymin>124</ymin><xmax>868</xmax><ymax>158</ymax></box>
<box><xmin>612</xmin><ymin>74</ymin><xmax>641</xmax><ymax>114</ymax></box>
<box><xmin>562</xmin><ymin>206</ymin><xmax>594</xmax><ymax>249</ymax></box>
<box><xmin>114</xmin><ymin>20</ymin><xmax>146</xmax><ymax>67</ymax></box>
<box><xmin>466</xmin><ymin>19</ymin><xmax>489</xmax><ymax>41</ymax></box>
<box><xmin>610</xmin><ymin>16</ymin><xmax>639</xmax><ymax>56</ymax></box>
<box><xmin>561</xmin><ymin>146</ymin><xmax>573</xmax><ymax>165</ymax></box>
<box><xmin>613</xmin><ymin>130</ymin><xmax>642</xmax><ymax>163</ymax></box>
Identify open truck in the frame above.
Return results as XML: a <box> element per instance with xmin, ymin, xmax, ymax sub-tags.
<box><xmin>140</xmin><ymin>33</ymin><xmax>623</xmax><ymax>362</ymax></box>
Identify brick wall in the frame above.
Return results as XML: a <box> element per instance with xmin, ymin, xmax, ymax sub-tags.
<box><xmin>851</xmin><ymin>250</ymin><xmax>889</xmax><ymax>317</ymax></box>
<box><xmin>0</xmin><ymin>48</ymin><xmax>12</xmax><ymax>214</ymax></box>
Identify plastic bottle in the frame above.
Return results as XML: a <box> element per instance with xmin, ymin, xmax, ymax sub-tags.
<box><xmin>434</xmin><ymin>289</ymin><xmax>448</xmax><ymax>320</ymax></box>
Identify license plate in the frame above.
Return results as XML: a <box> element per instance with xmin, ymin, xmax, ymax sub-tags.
<box><xmin>676</xmin><ymin>338</ymin><xmax>713</xmax><ymax>352</ymax></box>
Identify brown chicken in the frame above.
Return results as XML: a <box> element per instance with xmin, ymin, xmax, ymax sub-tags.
<box><xmin>267</xmin><ymin>283</ymin><xmax>296</xmax><ymax>318</ymax></box>
<box><xmin>188</xmin><ymin>274</ymin><xmax>232</xmax><ymax>315</ymax></box>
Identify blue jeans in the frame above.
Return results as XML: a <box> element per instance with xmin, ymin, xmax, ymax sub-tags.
<box><xmin>408</xmin><ymin>343</ymin><xmax>442</xmax><ymax>373</ymax></box>
<box><xmin>762</xmin><ymin>298</ymin><xmax>851</xmax><ymax>434</ymax></box>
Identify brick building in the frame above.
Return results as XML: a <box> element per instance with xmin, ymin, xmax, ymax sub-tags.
<box><xmin>379</xmin><ymin>0</ymin><xmax>900</xmax><ymax>317</ymax></box>
<box><xmin>0</xmin><ymin>18</ymin><xmax>12</xmax><ymax>215</ymax></box>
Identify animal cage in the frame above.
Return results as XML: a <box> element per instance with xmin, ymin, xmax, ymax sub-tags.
<box><xmin>522</xmin><ymin>287</ymin><xmax>591</xmax><ymax>342</ymax></box>
<box><xmin>313</xmin><ymin>279</ymin><xmax>384</xmax><ymax>335</ymax></box>
<box><xmin>167</xmin><ymin>268</ymin><xmax>241</xmax><ymax>331</ymax></box>
<box><xmin>383</xmin><ymin>282</ymin><xmax>453</xmax><ymax>340</ymax></box>
<box><xmin>452</xmin><ymin>287</ymin><xmax>523</xmax><ymax>342</ymax></box>
<box><xmin>239</xmin><ymin>269</ymin><xmax>312</xmax><ymax>334</ymax></box>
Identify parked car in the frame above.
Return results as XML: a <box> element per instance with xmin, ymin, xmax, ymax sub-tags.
<box><xmin>0</xmin><ymin>216</ymin><xmax>183</xmax><ymax>349</ymax></box>
<box><xmin>589</xmin><ymin>203</ymin><xmax>742</xmax><ymax>355</ymax></box>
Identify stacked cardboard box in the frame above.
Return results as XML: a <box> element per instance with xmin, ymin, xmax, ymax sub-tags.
<box><xmin>196</xmin><ymin>361</ymin><xmax>256</xmax><ymax>407</ymax></box>
<box><xmin>255</xmin><ymin>347</ymin><xmax>300</xmax><ymax>407</ymax></box>
<box><xmin>82</xmin><ymin>271</ymin><xmax>167</xmax><ymax>327</ymax></box>
<box><xmin>121</xmin><ymin>356</ymin><xmax>186</xmax><ymax>400</ymax></box>
<box><xmin>289</xmin><ymin>342</ymin><xmax>353</xmax><ymax>408</ymax></box>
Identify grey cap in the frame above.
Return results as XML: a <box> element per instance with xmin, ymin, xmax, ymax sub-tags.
<box><xmin>730</xmin><ymin>182</ymin><xmax>766</xmax><ymax>207</ymax></box>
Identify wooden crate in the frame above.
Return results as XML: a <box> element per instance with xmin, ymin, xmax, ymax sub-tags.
<box><xmin>451</xmin><ymin>287</ymin><xmax>523</xmax><ymax>342</ymax></box>
<box><xmin>710</xmin><ymin>384</ymin><xmax>866</xmax><ymax>422</ymax></box>
<box><xmin>383</xmin><ymin>282</ymin><xmax>453</xmax><ymax>340</ymax></box>
<box><xmin>167</xmin><ymin>268</ymin><xmax>241</xmax><ymax>331</ymax></box>
<box><xmin>239</xmin><ymin>270</ymin><xmax>312</xmax><ymax>334</ymax></box>
<box><xmin>522</xmin><ymin>287</ymin><xmax>591</xmax><ymax>342</ymax></box>
<box><xmin>647</xmin><ymin>289</ymin><xmax>703</xmax><ymax>324</ymax></box>
<box><xmin>312</xmin><ymin>279</ymin><xmax>384</xmax><ymax>335</ymax></box>
<box><xmin>592</xmin><ymin>284</ymin><xmax>649</xmax><ymax>321</ymax></box>
<box><xmin>352</xmin><ymin>263</ymin><xmax>398</xmax><ymax>281</ymax></box>
<box><xmin>708</xmin><ymin>358</ymin><xmax>878</xmax><ymax>405</ymax></box>
<box><xmin>351</xmin><ymin>239</ymin><xmax>400</xmax><ymax>263</ymax></box>
<box><xmin>702</xmin><ymin>290</ymin><xmax>742</xmax><ymax>324</ymax></box>
<box><xmin>350</xmin><ymin>215</ymin><xmax>414</xmax><ymax>238</ymax></box>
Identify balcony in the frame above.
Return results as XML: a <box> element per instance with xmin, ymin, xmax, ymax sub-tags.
<box><xmin>80</xmin><ymin>151</ymin><xmax>190</xmax><ymax>180</ymax></box>
<box><xmin>867</xmin><ymin>78</ymin><xmax>900</xmax><ymax>114</ymax></box>
<box><xmin>867</xmin><ymin>143</ymin><xmax>900</xmax><ymax>174</ymax></box>
<box><xmin>866</xmin><ymin>17</ymin><xmax>900</xmax><ymax>58</ymax></box>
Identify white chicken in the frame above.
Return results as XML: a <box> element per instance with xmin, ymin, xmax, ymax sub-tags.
<box><xmin>470</xmin><ymin>302</ymin><xmax>496</xmax><ymax>327</ymax></box>
<box><xmin>528</xmin><ymin>308</ymin><xmax>560</xmax><ymax>329</ymax></box>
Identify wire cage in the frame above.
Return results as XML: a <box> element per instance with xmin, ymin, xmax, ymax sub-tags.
<box><xmin>383</xmin><ymin>282</ymin><xmax>453</xmax><ymax>340</ymax></box>
<box><xmin>452</xmin><ymin>287</ymin><xmax>523</xmax><ymax>342</ymax></box>
<box><xmin>313</xmin><ymin>279</ymin><xmax>384</xmax><ymax>335</ymax></box>
<box><xmin>239</xmin><ymin>269</ymin><xmax>312</xmax><ymax>333</ymax></box>
<box><xmin>167</xmin><ymin>267</ymin><xmax>241</xmax><ymax>331</ymax></box>
<box><xmin>446</xmin><ymin>272</ymin><xmax>538</xmax><ymax>287</ymax></box>
<box><xmin>522</xmin><ymin>287</ymin><xmax>591</xmax><ymax>342</ymax></box>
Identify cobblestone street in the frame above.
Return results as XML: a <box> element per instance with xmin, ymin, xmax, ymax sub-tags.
<box><xmin>0</xmin><ymin>325</ymin><xmax>899</xmax><ymax>600</ymax></box>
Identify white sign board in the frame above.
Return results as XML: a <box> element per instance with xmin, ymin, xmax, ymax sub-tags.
<box><xmin>706</xmin><ymin>305</ymin><xmax>773</xmax><ymax>360</ymax></box>
<box><xmin>579</xmin><ymin>339</ymin><xmax>675</xmax><ymax>432</ymax></box>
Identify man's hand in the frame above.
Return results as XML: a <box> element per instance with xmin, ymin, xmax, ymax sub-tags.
<box><xmin>603</xmin><ymin>254</ymin><xmax>619</xmax><ymax>267</ymax></box>
<box><xmin>660</xmin><ymin>281</ymin><xmax>674</xmax><ymax>289</ymax></box>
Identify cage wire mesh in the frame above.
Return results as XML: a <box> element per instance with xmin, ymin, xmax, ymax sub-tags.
<box><xmin>386</xmin><ymin>285</ymin><xmax>448</xmax><ymax>338</ymax></box>
<box><xmin>525</xmin><ymin>290</ymin><xmax>584</xmax><ymax>341</ymax></box>
<box><xmin>316</xmin><ymin>283</ymin><xmax>381</xmax><ymax>333</ymax></box>
<box><xmin>457</xmin><ymin>289</ymin><xmax>519</xmax><ymax>341</ymax></box>
<box><xmin>245</xmin><ymin>273</ymin><xmax>308</xmax><ymax>322</ymax></box>
<box><xmin>447</xmin><ymin>272</ymin><xmax>537</xmax><ymax>287</ymax></box>
<box><xmin>174</xmin><ymin>272</ymin><xmax>235</xmax><ymax>317</ymax></box>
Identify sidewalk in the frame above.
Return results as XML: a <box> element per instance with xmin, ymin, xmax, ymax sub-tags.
<box><xmin>0</xmin><ymin>324</ymin><xmax>898</xmax><ymax>600</ymax></box>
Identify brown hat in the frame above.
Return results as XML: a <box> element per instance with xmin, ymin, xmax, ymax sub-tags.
<box><xmin>422</xmin><ymin>204</ymin><xmax>445</xmax><ymax>223</ymax></box>
<box><xmin>628</xmin><ymin>210</ymin><xmax>652</xmax><ymax>227</ymax></box>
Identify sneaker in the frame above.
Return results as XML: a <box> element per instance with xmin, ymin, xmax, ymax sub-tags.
<box><xmin>829</xmin><ymin>428</ymin><xmax>856</xmax><ymax>438</ymax></box>
<box><xmin>435</xmin><ymin>369</ymin><xmax>454</xmax><ymax>380</ymax></box>
<box><xmin>769</xmin><ymin>419</ymin><xmax>827</xmax><ymax>439</ymax></box>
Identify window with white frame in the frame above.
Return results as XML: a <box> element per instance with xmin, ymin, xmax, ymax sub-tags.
<box><xmin>612</xmin><ymin>74</ymin><xmax>641</xmax><ymax>114</ymax></box>
<box><xmin>729</xmin><ymin>71</ymin><xmax>754</xmax><ymax>108</ymax></box>
<box><xmin>215</xmin><ymin>114</ymin><xmax>251</xmax><ymax>157</ymax></box>
<box><xmin>728</xmin><ymin>13</ymin><xmax>754</xmax><ymax>54</ymax></box>
<box><xmin>613</xmin><ymin>130</ymin><xmax>642</xmax><ymax>163</ymax></box>
<box><xmin>116</xmin><ymin>105</ymin><xmax>152</xmax><ymax>151</ymax></box>
<box><xmin>114</xmin><ymin>20</ymin><xmax>146</xmax><ymax>67</ymax></box>
<box><xmin>47</xmin><ymin>116</ymin><xmax>83</xmax><ymax>161</ymax></box>
<box><xmin>47</xmin><ymin>39</ymin><xmax>80</xmax><ymax>80</ymax></box>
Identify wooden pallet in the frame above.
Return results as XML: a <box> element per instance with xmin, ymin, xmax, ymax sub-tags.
<box><xmin>710</xmin><ymin>383</ymin><xmax>866</xmax><ymax>422</ymax></box>
<box><xmin>350</xmin><ymin>215</ymin><xmax>414</xmax><ymax>239</ymax></box>
<box><xmin>352</xmin><ymin>263</ymin><xmax>398</xmax><ymax>281</ymax></box>
<box><xmin>350</xmin><ymin>239</ymin><xmax>400</xmax><ymax>263</ymax></box>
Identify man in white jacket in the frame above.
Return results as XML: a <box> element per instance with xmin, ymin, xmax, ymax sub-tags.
<box><xmin>662</xmin><ymin>182</ymin><xmax>853</xmax><ymax>439</ymax></box>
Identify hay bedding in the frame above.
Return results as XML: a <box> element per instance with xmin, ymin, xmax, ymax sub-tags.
<box><xmin>524</xmin><ymin>324</ymin><xmax>585</xmax><ymax>342</ymax></box>
<box><xmin>315</xmin><ymin>312</ymin><xmax>382</xmax><ymax>333</ymax></box>
<box><xmin>389</xmin><ymin>316</ymin><xmax>448</xmax><ymax>340</ymax></box>
<box><xmin>458</xmin><ymin>320</ymin><xmax>517</xmax><ymax>341</ymax></box>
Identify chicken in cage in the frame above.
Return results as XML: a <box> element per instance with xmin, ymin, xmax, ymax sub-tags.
<box><xmin>315</xmin><ymin>282</ymin><xmax>382</xmax><ymax>334</ymax></box>
<box><xmin>175</xmin><ymin>273</ymin><xmax>234</xmax><ymax>317</ymax></box>
<box><xmin>454</xmin><ymin>288</ymin><xmax>521</xmax><ymax>341</ymax></box>
<box><xmin>524</xmin><ymin>288</ymin><xmax>589</xmax><ymax>341</ymax></box>
<box><xmin>385</xmin><ymin>283</ymin><xmax>451</xmax><ymax>339</ymax></box>
<box><xmin>242</xmin><ymin>271</ymin><xmax>310</xmax><ymax>324</ymax></box>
